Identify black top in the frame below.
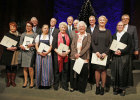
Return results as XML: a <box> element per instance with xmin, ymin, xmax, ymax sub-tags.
<box><xmin>0</xmin><ymin>32</ymin><xmax>20</xmax><ymax>65</ymax></box>
<box><xmin>92</xmin><ymin>29</ymin><xmax>112</xmax><ymax>54</ymax></box>
<box><xmin>112</xmin><ymin>32</ymin><xmax>132</xmax><ymax>55</ymax></box>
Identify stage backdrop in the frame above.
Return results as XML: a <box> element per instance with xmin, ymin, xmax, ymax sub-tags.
<box><xmin>53</xmin><ymin>0</ymin><xmax>124</xmax><ymax>34</ymax></box>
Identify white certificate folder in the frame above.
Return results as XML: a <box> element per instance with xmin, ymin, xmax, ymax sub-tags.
<box><xmin>38</xmin><ymin>43</ymin><xmax>50</xmax><ymax>52</ymax></box>
<box><xmin>73</xmin><ymin>58</ymin><xmax>85</xmax><ymax>74</ymax></box>
<box><xmin>91</xmin><ymin>53</ymin><xmax>108</xmax><ymax>66</ymax></box>
<box><xmin>22</xmin><ymin>36</ymin><xmax>34</xmax><ymax>50</ymax></box>
<box><xmin>110</xmin><ymin>39</ymin><xmax>127</xmax><ymax>51</ymax></box>
<box><xmin>0</xmin><ymin>36</ymin><xmax>18</xmax><ymax>48</ymax></box>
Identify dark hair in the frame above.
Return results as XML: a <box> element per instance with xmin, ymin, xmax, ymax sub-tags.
<box><xmin>26</xmin><ymin>21</ymin><xmax>33</xmax><ymax>27</ymax></box>
<box><xmin>9</xmin><ymin>22</ymin><xmax>17</xmax><ymax>28</ymax></box>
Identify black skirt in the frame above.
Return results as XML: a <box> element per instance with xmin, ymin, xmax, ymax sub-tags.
<box><xmin>111</xmin><ymin>54</ymin><xmax>133</xmax><ymax>89</ymax></box>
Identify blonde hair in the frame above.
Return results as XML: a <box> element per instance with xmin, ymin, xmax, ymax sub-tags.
<box><xmin>98</xmin><ymin>15</ymin><xmax>108</xmax><ymax>23</ymax></box>
<box><xmin>59</xmin><ymin>22</ymin><xmax>68</xmax><ymax>30</ymax></box>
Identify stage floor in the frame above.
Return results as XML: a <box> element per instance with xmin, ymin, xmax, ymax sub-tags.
<box><xmin>0</xmin><ymin>65</ymin><xmax>140</xmax><ymax>100</ymax></box>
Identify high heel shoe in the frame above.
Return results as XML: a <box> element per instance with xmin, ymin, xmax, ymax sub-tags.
<box><xmin>22</xmin><ymin>81</ymin><xmax>28</xmax><ymax>88</ymax></box>
<box><xmin>29</xmin><ymin>83</ymin><xmax>34</xmax><ymax>89</ymax></box>
<box><xmin>95</xmin><ymin>86</ymin><xmax>100</xmax><ymax>95</ymax></box>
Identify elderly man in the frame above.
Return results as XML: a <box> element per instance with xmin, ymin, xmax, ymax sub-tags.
<box><xmin>70</xmin><ymin>21</ymin><xmax>91</xmax><ymax>93</ymax></box>
<box><xmin>70</xmin><ymin>19</ymin><xmax>79</xmax><ymax>40</ymax></box>
<box><xmin>87</xmin><ymin>16</ymin><xmax>98</xmax><ymax>35</ymax></box>
<box><xmin>122</xmin><ymin>14</ymin><xmax>139</xmax><ymax>70</ymax></box>
<box><xmin>66</xmin><ymin>16</ymin><xmax>74</xmax><ymax>39</ymax></box>
<box><xmin>31</xmin><ymin>17</ymin><xmax>42</xmax><ymax>35</ymax></box>
<box><xmin>49</xmin><ymin>18</ymin><xmax>59</xmax><ymax>37</ymax></box>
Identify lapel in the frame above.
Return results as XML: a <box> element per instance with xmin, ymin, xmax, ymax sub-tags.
<box><xmin>127</xmin><ymin>25</ymin><xmax>131</xmax><ymax>33</ymax></box>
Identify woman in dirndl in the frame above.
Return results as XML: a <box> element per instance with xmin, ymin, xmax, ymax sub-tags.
<box><xmin>35</xmin><ymin>24</ymin><xmax>53</xmax><ymax>89</ymax></box>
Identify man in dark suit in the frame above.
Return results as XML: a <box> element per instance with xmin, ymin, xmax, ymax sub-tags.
<box><xmin>86</xmin><ymin>16</ymin><xmax>98</xmax><ymax>35</ymax></box>
<box><xmin>49</xmin><ymin>18</ymin><xmax>59</xmax><ymax>38</ymax></box>
<box><xmin>66</xmin><ymin>16</ymin><xmax>74</xmax><ymax>40</ymax></box>
<box><xmin>122</xmin><ymin>14</ymin><xmax>139</xmax><ymax>69</ymax></box>
<box><xmin>31</xmin><ymin>17</ymin><xmax>42</xmax><ymax>35</ymax></box>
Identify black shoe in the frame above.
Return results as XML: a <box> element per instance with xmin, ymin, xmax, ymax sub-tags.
<box><xmin>29</xmin><ymin>86</ymin><xmax>34</xmax><ymax>88</ymax></box>
<box><xmin>22</xmin><ymin>85</ymin><xmax>27</xmax><ymax>88</ymax></box>
<box><xmin>63</xmin><ymin>88</ymin><xmax>69</xmax><ymax>91</ymax></box>
<box><xmin>95</xmin><ymin>86</ymin><xmax>100</xmax><ymax>95</ymax></box>
<box><xmin>54</xmin><ymin>87</ymin><xmax>58</xmax><ymax>91</ymax></box>
<box><xmin>113</xmin><ymin>88</ymin><xmax>118</xmax><ymax>95</ymax></box>
<box><xmin>100</xmin><ymin>87</ymin><xmax>104</xmax><ymax>95</ymax></box>
<box><xmin>105</xmin><ymin>86</ymin><xmax>110</xmax><ymax>92</ymax></box>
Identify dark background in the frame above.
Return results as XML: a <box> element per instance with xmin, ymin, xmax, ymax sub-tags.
<box><xmin>0</xmin><ymin>0</ymin><xmax>140</xmax><ymax>57</ymax></box>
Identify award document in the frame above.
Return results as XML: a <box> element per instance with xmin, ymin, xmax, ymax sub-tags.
<box><xmin>91</xmin><ymin>53</ymin><xmax>108</xmax><ymax>66</ymax></box>
<box><xmin>0</xmin><ymin>36</ymin><xmax>18</xmax><ymax>48</ymax></box>
<box><xmin>38</xmin><ymin>43</ymin><xmax>51</xmax><ymax>56</ymax></box>
<box><xmin>110</xmin><ymin>39</ymin><xmax>127</xmax><ymax>51</ymax></box>
<box><xmin>22</xmin><ymin>36</ymin><xmax>34</xmax><ymax>50</ymax></box>
<box><xmin>73</xmin><ymin>58</ymin><xmax>85</xmax><ymax>74</ymax></box>
<box><xmin>58</xmin><ymin>43</ymin><xmax>69</xmax><ymax>52</ymax></box>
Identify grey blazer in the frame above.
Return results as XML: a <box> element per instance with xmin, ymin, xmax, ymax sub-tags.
<box><xmin>127</xmin><ymin>25</ymin><xmax>139</xmax><ymax>51</ymax></box>
<box><xmin>70</xmin><ymin>32</ymin><xmax>91</xmax><ymax>60</ymax></box>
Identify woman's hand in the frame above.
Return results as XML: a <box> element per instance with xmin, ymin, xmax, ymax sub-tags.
<box><xmin>101</xmin><ymin>53</ymin><xmax>106</xmax><ymax>59</ymax></box>
<box><xmin>96</xmin><ymin>52</ymin><xmax>101</xmax><ymax>58</ymax></box>
<box><xmin>75</xmin><ymin>53</ymin><xmax>80</xmax><ymax>59</ymax></box>
<box><xmin>20</xmin><ymin>45</ymin><xmax>25</xmax><ymax>50</ymax></box>
<box><xmin>7</xmin><ymin>47</ymin><xmax>17</xmax><ymax>51</ymax></box>
<box><xmin>27</xmin><ymin>44</ymin><xmax>34</xmax><ymax>48</ymax></box>
<box><xmin>115</xmin><ymin>50</ymin><xmax>121</xmax><ymax>55</ymax></box>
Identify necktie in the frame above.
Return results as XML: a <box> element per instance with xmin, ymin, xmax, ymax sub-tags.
<box><xmin>68</xmin><ymin>26</ymin><xmax>71</xmax><ymax>35</ymax></box>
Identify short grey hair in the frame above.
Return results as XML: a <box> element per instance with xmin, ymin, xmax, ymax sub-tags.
<box><xmin>73</xmin><ymin>19</ymin><xmax>79</xmax><ymax>24</ymax></box>
<box><xmin>59</xmin><ymin>22</ymin><xmax>68</xmax><ymax>29</ymax></box>
<box><xmin>77</xmin><ymin>21</ymin><xmax>87</xmax><ymax>31</ymax></box>
<box><xmin>31</xmin><ymin>17</ymin><xmax>38</xmax><ymax>22</ymax></box>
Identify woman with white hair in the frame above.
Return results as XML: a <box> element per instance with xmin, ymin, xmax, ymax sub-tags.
<box><xmin>111</xmin><ymin>21</ymin><xmax>132</xmax><ymax>96</ymax></box>
<box><xmin>91</xmin><ymin>16</ymin><xmax>112</xmax><ymax>95</ymax></box>
<box><xmin>70</xmin><ymin>21</ymin><xmax>91</xmax><ymax>93</ymax></box>
<box><xmin>52</xmin><ymin>22</ymin><xmax>70</xmax><ymax>91</ymax></box>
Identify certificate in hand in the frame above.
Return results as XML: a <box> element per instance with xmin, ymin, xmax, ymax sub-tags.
<box><xmin>22</xmin><ymin>36</ymin><xmax>34</xmax><ymax>50</ymax></box>
<box><xmin>91</xmin><ymin>53</ymin><xmax>108</xmax><ymax>66</ymax></box>
<box><xmin>110</xmin><ymin>39</ymin><xmax>127</xmax><ymax>51</ymax></box>
<box><xmin>38</xmin><ymin>43</ymin><xmax>50</xmax><ymax>53</ymax></box>
<box><xmin>0</xmin><ymin>36</ymin><xmax>17</xmax><ymax>48</ymax></box>
<box><xmin>57</xmin><ymin>43</ymin><xmax>69</xmax><ymax>53</ymax></box>
<box><xmin>73</xmin><ymin>58</ymin><xmax>85</xmax><ymax>74</ymax></box>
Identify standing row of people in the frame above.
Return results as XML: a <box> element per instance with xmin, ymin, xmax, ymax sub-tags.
<box><xmin>0</xmin><ymin>14</ymin><xmax>138</xmax><ymax>96</ymax></box>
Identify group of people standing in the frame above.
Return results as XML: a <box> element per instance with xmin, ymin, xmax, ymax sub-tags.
<box><xmin>0</xmin><ymin>14</ymin><xmax>139</xmax><ymax>96</ymax></box>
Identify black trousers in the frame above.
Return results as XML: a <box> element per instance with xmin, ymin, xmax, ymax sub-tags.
<box><xmin>6</xmin><ymin>65</ymin><xmax>17</xmax><ymax>73</ymax></box>
<box><xmin>53</xmin><ymin>55</ymin><xmax>69</xmax><ymax>89</ymax></box>
<box><xmin>70</xmin><ymin>60</ymin><xmax>88</xmax><ymax>93</ymax></box>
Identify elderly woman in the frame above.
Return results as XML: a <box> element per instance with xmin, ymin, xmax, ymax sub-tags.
<box><xmin>92</xmin><ymin>16</ymin><xmax>112</xmax><ymax>95</ymax></box>
<box><xmin>111</xmin><ymin>21</ymin><xmax>132</xmax><ymax>96</ymax></box>
<box><xmin>0</xmin><ymin>22</ymin><xmax>20</xmax><ymax>87</ymax></box>
<box><xmin>70</xmin><ymin>19</ymin><xmax>79</xmax><ymax>40</ymax></box>
<box><xmin>19</xmin><ymin>21</ymin><xmax>37</xmax><ymax>88</ymax></box>
<box><xmin>70</xmin><ymin>21</ymin><xmax>91</xmax><ymax>93</ymax></box>
<box><xmin>35</xmin><ymin>24</ymin><xmax>53</xmax><ymax>89</ymax></box>
<box><xmin>52</xmin><ymin>22</ymin><xmax>70</xmax><ymax>91</ymax></box>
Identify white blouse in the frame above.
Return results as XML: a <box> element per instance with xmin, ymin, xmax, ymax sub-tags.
<box><xmin>116</xmin><ymin>31</ymin><xmax>125</xmax><ymax>42</ymax></box>
<box><xmin>35</xmin><ymin>34</ymin><xmax>53</xmax><ymax>45</ymax></box>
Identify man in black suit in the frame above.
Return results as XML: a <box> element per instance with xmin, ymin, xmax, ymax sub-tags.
<box><xmin>86</xmin><ymin>16</ymin><xmax>97</xmax><ymax>35</ymax></box>
<box><xmin>86</xmin><ymin>16</ymin><xmax>97</xmax><ymax>88</ymax></box>
<box><xmin>122</xmin><ymin>14</ymin><xmax>139</xmax><ymax>56</ymax></box>
<box><xmin>49</xmin><ymin>18</ymin><xmax>59</xmax><ymax>37</ymax></box>
<box><xmin>31</xmin><ymin>17</ymin><xmax>42</xmax><ymax>35</ymax></box>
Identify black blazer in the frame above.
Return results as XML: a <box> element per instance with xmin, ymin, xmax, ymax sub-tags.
<box><xmin>127</xmin><ymin>25</ymin><xmax>138</xmax><ymax>51</ymax></box>
<box><xmin>49</xmin><ymin>28</ymin><xmax>59</xmax><ymax>38</ymax></box>
<box><xmin>86</xmin><ymin>25</ymin><xmax>98</xmax><ymax>35</ymax></box>
<box><xmin>112</xmin><ymin>32</ymin><xmax>132</xmax><ymax>55</ymax></box>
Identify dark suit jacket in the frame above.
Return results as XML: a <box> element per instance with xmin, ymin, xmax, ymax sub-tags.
<box><xmin>49</xmin><ymin>27</ymin><xmax>59</xmax><ymax>38</ymax></box>
<box><xmin>86</xmin><ymin>25</ymin><xmax>98</xmax><ymax>36</ymax></box>
<box><xmin>66</xmin><ymin>25</ymin><xmax>74</xmax><ymax>39</ymax></box>
<box><xmin>112</xmin><ymin>32</ymin><xmax>132</xmax><ymax>55</ymax></box>
<box><xmin>35</xmin><ymin>26</ymin><xmax>42</xmax><ymax>35</ymax></box>
<box><xmin>127</xmin><ymin>25</ymin><xmax>139</xmax><ymax>52</ymax></box>
<box><xmin>70</xmin><ymin>32</ymin><xmax>91</xmax><ymax>60</ymax></box>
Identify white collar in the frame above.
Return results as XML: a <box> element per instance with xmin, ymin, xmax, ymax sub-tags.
<box><xmin>78</xmin><ymin>32</ymin><xmax>87</xmax><ymax>36</ymax></box>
